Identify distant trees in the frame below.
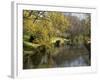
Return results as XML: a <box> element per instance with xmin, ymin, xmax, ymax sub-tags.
<box><xmin>81</xmin><ymin>14</ymin><xmax>91</xmax><ymax>44</ymax></box>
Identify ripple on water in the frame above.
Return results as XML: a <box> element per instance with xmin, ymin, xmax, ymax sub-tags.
<box><xmin>57</xmin><ymin>56</ymin><xmax>88</xmax><ymax>67</ymax></box>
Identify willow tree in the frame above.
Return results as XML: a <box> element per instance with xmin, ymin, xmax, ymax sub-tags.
<box><xmin>48</xmin><ymin>12</ymin><xmax>70</xmax><ymax>37</ymax></box>
<box><xmin>23</xmin><ymin>10</ymin><xmax>70</xmax><ymax>44</ymax></box>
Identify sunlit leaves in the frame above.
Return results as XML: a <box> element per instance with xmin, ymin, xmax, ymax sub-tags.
<box><xmin>48</xmin><ymin>12</ymin><xmax>70</xmax><ymax>33</ymax></box>
<box><xmin>23</xmin><ymin>10</ymin><xmax>90</xmax><ymax>45</ymax></box>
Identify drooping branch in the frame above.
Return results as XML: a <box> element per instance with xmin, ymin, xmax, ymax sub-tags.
<box><xmin>32</xmin><ymin>11</ymin><xmax>45</xmax><ymax>24</ymax></box>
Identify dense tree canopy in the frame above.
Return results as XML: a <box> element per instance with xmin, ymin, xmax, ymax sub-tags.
<box><xmin>23</xmin><ymin>10</ymin><xmax>90</xmax><ymax>45</ymax></box>
<box><xmin>23</xmin><ymin>10</ymin><xmax>70</xmax><ymax>44</ymax></box>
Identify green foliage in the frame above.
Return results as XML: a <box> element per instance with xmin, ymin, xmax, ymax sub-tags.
<box><xmin>23</xmin><ymin>11</ymin><xmax>70</xmax><ymax>46</ymax></box>
<box><xmin>48</xmin><ymin>12</ymin><xmax>70</xmax><ymax>33</ymax></box>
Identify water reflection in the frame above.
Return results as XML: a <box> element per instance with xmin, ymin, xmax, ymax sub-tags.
<box><xmin>57</xmin><ymin>56</ymin><xmax>88</xmax><ymax>67</ymax></box>
<box><xmin>23</xmin><ymin>44</ymin><xmax>91</xmax><ymax>69</ymax></box>
<box><xmin>52</xmin><ymin>45</ymin><xmax>90</xmax><ymax>67</ymax></box>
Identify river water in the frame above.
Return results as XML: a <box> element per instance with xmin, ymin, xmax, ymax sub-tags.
<box><xmin>56</xmin><ymin>56</ymin><xmax>88</xmax><ymax>67</ymax></box>
<box><xmin>53</xmin><ymin>45</ymin><xmax>90</xmax><ymax>67</ymax></box>
<box><xmin>23</xmin><ymin>44</ymin><xmax>91</xmax><ymax>69</ymax></box>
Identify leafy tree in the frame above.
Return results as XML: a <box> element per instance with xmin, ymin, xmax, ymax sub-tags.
<box><xmin>23</xmin><ymin>10</ymin><xmax>70</xmax><ymax>44</ymax></box>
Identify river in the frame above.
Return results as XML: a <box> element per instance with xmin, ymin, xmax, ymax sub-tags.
<box><xmin>52</xmin><ymin>45</ymin><xmax>90</xmax><ymax>67</ymax></box>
